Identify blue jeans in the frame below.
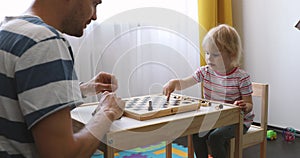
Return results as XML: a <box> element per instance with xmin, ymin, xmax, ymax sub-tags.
<box><xmin>192</xmin><ymin>125</ymin><xmax>248</xmax><ymax>158</ymax></box>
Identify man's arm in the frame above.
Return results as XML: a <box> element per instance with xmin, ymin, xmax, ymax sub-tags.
<box><xmin>31</xmin><ymin>107</ymin><xmax>102</xmax><ymax>158</ymax></box>
<box><xmin>31</xmin><ymin>93</ymin><xmax>124</xmax><ymax>158</ymax></box>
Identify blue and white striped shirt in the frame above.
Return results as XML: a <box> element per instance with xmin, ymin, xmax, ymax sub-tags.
<box><xmin>0</xmin><ymin>15</ymin><xmax>83</xmax><ymax>158</ymax></box>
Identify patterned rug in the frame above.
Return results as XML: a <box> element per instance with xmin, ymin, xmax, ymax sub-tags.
<box><xmin>91</xmin><ymin>141</ymin><xmax>192</xmax><ymax>158</ymax></box>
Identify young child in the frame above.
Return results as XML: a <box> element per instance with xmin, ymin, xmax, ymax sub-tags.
<box><xmin>163</xmin><ymin>24</ymin><xmax>254</xmax><ymax>158</ymax></box>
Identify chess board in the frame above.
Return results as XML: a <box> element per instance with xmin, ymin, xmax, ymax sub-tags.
<box><xmin>123</xmin><ymin>93</ymin><xmax>210</xmax><ymax>121</ymax></box>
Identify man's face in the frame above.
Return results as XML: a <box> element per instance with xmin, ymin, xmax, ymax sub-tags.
<box><xmin>63</xmin><ymin>0</ymin><xmax>101</xmax><ymax>37</ymax></box>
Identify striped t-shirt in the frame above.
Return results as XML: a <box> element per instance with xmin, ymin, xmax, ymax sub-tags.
<box><xmin>0</xmin><ymin>15</ymin><xmax>83</xmax><ymax>157</ymax></box>
<box><xmin>193</xmin><ymin>65</ymin><xmax>254</xmax><ymax>128</ymax></box>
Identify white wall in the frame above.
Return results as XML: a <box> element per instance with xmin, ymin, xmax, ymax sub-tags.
<box><xmin>232</xmin><ymin>0</ymin><xmax>300</xmax><ymax>130</ymax></box>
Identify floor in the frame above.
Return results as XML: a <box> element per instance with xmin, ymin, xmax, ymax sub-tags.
<box><xmin>174</xmin><ymin>128</ymin><xmax>300</xmax><ymax>158</ymax></box>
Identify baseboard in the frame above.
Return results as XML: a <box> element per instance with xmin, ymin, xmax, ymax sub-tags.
<box><xmin>252</xmin><ymin>122</ymin><xmax>300</xmax><ymax>137</ymax></box>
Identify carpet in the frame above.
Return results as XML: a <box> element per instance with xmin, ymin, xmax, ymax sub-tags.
<box><xmin>91</xmin><ymin>141</ymin><xmax>192</xmax><ymax>158</ymax></box>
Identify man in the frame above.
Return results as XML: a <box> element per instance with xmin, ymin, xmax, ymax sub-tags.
<box><xmin>0</xmin><ymin>0</ymin><xmax>125</xmax><ymax>157</ymax></box>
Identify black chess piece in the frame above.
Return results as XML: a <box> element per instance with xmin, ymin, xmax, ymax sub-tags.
<box><xmin>148</xmin><ymin>101</ymin><xmax>153</xmax><ymax>111</ymax></box>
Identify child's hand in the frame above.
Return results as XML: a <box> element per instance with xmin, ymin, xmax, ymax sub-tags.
<box><xmin>234</xmin><ymin>100</ymin><xmax>247</xmax><ymax>112</ymax></box>
<box><xmin>233</xmin><ymin>100</ymin><xmax>249</xmax><ymax>114</ymax></box>
<box><xmin>163</xmin><ymin>80</ymin><xmax>177</xmax><ymax>101</ymax></box>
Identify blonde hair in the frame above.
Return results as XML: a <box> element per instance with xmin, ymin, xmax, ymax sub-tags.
<box><xmin>202</xmin><ymin>24</ymin><xmax>242</xmax><ymax>67</ymax></box>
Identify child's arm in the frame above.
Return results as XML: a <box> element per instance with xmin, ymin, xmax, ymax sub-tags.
<box><xmin>163</xmin><ymin>76</ymin><xmax>198</xmax><ymax>100</ymax></box>
<box><xmin>234</xmin><ymin>95</ymin><xmax>253</xmax><ymax>114</ymax></box>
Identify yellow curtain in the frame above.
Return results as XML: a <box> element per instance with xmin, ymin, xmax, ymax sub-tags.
<box><xmin>198</xmin><ymin>0</ymin><xmax>233</xmax><ymax>66</ymax></box>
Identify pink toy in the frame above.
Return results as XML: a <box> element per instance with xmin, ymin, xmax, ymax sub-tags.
<box><xmin>282</xmin><ymin>127</ymin><xmax>296</xmax><ymax>142</ymax></box>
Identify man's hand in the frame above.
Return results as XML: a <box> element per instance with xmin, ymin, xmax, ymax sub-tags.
<box><xmin>80</xmin><ymin>72</ymin><xmax>118</xmax><ymax>97</ymax></box>
<box><xmin>93</xmin><ymin>92</ymin><xmax>125</xmax><ymax>121</ymax></box>
<box><xmin>84</xmin><ymin>92</ymin><xmax>125</xmax><ymax>146</ymax></box>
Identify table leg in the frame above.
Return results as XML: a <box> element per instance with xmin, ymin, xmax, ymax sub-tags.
<box><xmin>104</xmin><ymin>145</ymin><xmax>115</xmax><ymax>158</ymax></box>
<box><xmin>234</xmin><ymin>111</ymin><xmax>243</xmax><ymax>158</ymax></box>
<box><xmin>166</xmin><ymin>142</ymin><xmax>172</xmax><ymax>158</ymax></box>
<box><xmin>187</xmin><ymin>135</ymin><xmax>194</xmax><ymax>158</ymax></box>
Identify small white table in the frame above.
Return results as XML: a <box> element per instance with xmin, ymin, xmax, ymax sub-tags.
<box><xmin>71</xmin><ymin>103</ymin><xmax>243</xmax><ymax>158</ymax></box>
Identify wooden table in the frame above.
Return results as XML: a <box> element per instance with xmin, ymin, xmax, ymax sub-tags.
<box><xmin>71</xmin><ymin>102</ymin><xmax>243</xmax><ymax>158</ymax></box>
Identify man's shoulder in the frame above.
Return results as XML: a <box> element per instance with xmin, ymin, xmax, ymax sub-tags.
<box><xmin>2</xmin><ymin>15</ymin><xmax>62</xmax><ymax>42</ymax></box>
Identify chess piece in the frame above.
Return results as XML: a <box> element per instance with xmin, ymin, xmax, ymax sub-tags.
<box><xmin>148</xmin><ymin>101</ymin><xmax>153</xmax><ymax>111</ymax></box>
<box><xmin>215</xmin><ymin>104</ymin><xmax>224</xmax><ymax>110</ymax></box>
<box><xmin>200</xmin><ymin>100</ymin><xmax>211</xmax><ymax>107</ymax></box>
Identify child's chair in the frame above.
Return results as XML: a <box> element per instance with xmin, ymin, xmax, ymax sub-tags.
<box><xmin>185</xmin><ymin>82</ymin><xmax>269</xmax><ymax>158</ymax></box>
<box><xmin>228</xmin><ymin>82</ymin><xmax>269</xmax><ymax>158</ymax></box>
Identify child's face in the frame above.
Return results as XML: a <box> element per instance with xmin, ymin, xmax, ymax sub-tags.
<box><xmin>205</xmin><ymin>50</ymin><xmax>233</xmax><ymax>73</ymax></box>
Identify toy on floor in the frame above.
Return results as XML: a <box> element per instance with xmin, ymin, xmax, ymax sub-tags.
<box><xmin>282</xmin><ymin>127</ymin><xmax>296</xmax><ymax>142</ymax></box>
<box><xmin>267</xmin><ymin>130</ymin><xmax>277</xmax><ymax>140</ymax></box>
